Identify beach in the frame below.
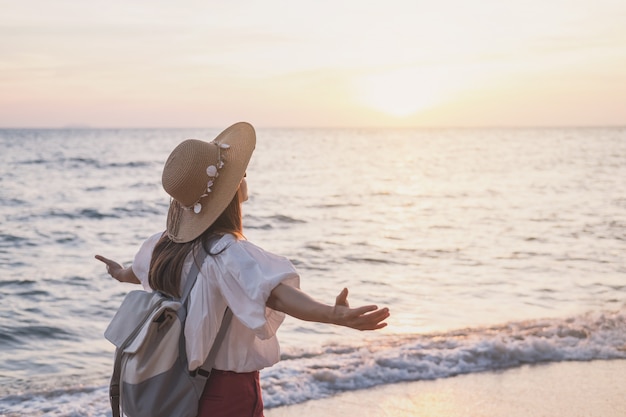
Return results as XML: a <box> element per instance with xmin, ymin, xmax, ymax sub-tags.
<box><xmin>1</xmin><ymin>128</ymin><xmax>625</xmax><ymax>416</ymax></box>
<box><xmin>266</xmin><ymin>359</ymin><xmax>626</xmax><ymax>417</ymax></box>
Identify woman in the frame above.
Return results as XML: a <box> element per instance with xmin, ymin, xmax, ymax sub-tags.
<box><xmin>96</xmin><ymin>122</ymin><xmax>390</xmax><ymax>416</ymax></box>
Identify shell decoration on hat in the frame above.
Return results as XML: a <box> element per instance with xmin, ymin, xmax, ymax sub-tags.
<box><xmin>190</xmin><ymin>142</ymin><xmax>231</xmax><ymax>214</ymax></box>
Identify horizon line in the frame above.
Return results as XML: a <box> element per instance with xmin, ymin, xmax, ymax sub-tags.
<box><xmin>1</xmin><ymin>124</ymin><xmax>625</xmax><ymax>130</ymax></box>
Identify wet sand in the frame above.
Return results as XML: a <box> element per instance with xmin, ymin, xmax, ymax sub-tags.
<box><xmin>266</xmin><ymin>360</ymin><xmax>626</xmax><ymax>417</ymax></box>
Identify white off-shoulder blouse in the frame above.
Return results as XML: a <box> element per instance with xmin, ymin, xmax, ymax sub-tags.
<box><xmin>131</xmin><ymin>232</ymin><xmax>300</xmax><ymax>372</ymax></box>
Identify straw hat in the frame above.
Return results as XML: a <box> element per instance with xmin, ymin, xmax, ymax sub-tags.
<box><xmin>162</xmin><ymin>122</ymin><xmax>256</xmax><ymax>243</ymax></box>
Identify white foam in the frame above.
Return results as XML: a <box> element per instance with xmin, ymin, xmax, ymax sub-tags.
<box><xmin>0</xmin><ymin>387</ymin><xmax>111</xmax><ymax>417</ymax></box>
<box><xmin>2</xmin><ymin>309</ymin><xmax>624</xmax><ymax>415</ymax></box>
<box><xmin>261</xmin><ymin>309</ymin><xmax>626</xmax><ymax>407</ymax></box>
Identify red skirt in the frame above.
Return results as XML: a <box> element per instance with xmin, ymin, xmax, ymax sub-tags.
<box><xmin>197</xmin><ymin>370</ymin><xmax>264</xmax><ymax>417</ymax></box>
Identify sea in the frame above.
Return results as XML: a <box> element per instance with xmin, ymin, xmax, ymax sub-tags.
<box><xmin>1</xmin><ymin>127</ymin><xmax>625</xmax><ymax>416</ymax></box>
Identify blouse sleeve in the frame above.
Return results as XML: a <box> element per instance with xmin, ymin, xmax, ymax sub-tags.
<box><xmin>131</xmin><ymin>231</ymin><xmax>163</xmax><ymax>292</ymax></box>
<box><xmin>214</xmin><ymin>239</ymin><xmax>300</xmax><ymax>339</ymax></box>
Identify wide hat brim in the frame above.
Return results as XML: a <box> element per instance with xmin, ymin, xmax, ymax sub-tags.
<box><xmin>163</xmin><ymin>122</ymin><xmax>256</xmax><ymax>243</ymax></box>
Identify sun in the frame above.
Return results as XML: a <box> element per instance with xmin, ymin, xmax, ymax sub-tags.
<box><xmin>355</xmin><ymin>67</ymin><xmax>465</xmax><ymax>117</ymax></box>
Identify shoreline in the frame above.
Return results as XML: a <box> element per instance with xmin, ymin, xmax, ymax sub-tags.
<box><xmin>266</xmin><ymin>359</ymin><xmax>626</xmax><ymax>417</ymax></box>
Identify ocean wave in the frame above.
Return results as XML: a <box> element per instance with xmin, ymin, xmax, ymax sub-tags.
<box><xmin>104</xmin><ymin>161</ymin><xmax>151</xmax><ymax>169</ymax></box>
<box><xmin>0</xmin><ymin>197</ymin><xmax>27</xmax><ymax>207</ymax></box>
<box><xmin>270</xmin><ymin>214</ymin><xmax>306</xmax><ymax>224</ymax></box>
<box><xmin>0</xmin><ymin>279</ymin><xmax>36</xmax><ymax>287</ymax></box>
<box><xmin>0</xmin><ymin>325</ymin><xmax>75</xmax><ymax>347</ymax></box>
<box><xmin>44</xmin><ymin>208</ymin><xmax>120</xmax><ymax>220</ymax></box>
<box><xmin>18</xmin><ymin>157</ymin><xmax>99</xmax><ymax>168</ymax></box>
<box><xmin>0</xmin><ymin>386</ymin><xmax>107</xmax><ymax>417</ymax></box>
<box><xmin>0</xmin><ymin>234</ymin><xmax>34</xmax><ymax>248</ymax></box>
<box><xmin>17</xmin><ymin>157</ymin><xmax>150</xmax><ymax>171</ymax></box>
<box><xmin>344</xmin><ymin>255</ymin><xmax>399</xmax><ymax>265</ymax></box>
<box><xmin>244</xmin><ymin>214</ymin><xmax>307</xmax><ymax>230</ymax></box>
<box><xmin>0</xmin><ymin>309</ymin><xmax>624</xmax><ymax>415</ymax></box>
<box><xmin>112</xmin><ymin>203</ymin><xmax>163</xmax><ymax>217</ymax></box>
<box><xmin>263</xmin><ymin>309</ymin><xmax>626</xmax><ymax>407</ymax></box>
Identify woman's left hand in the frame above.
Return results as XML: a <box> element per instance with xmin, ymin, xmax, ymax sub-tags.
<box><xmin>268</xmin><ymin>284</ymin><xmax>389</xmax><ymax>331</ymax></box>
<box><xmin>331</xmin><ymin>288</ymin><xmax>389</xmax><ymax>331</ymax></box>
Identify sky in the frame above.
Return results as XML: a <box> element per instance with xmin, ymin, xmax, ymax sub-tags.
<box><xmin>1</xmin><ymin>0</ymin><xmax>626</xmax><ymax>128</ymax></box>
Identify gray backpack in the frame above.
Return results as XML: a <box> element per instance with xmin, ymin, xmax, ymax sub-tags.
<box><xmin>104</xmin><ymin>248</ymin><xmax>232</xmax><ymax>417</ymax></box>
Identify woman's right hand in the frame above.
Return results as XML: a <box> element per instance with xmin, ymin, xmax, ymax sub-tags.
<box><xmin>95</xmin><ymin>255</ymin><xmax>140</xmax><ymax>284</ymax></box>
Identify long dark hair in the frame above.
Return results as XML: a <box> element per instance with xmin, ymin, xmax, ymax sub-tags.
<box><xmin>148</xmin><ymin>189</ymin><xmax>244</xmax><ymax>297</ymax></box>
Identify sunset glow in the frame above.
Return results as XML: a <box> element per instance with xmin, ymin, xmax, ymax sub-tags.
<box><xmin>1</xmin><ymin>0</ymin><xmax>625</xmax><ymax>127</ymax></box>
<box><xmin>355</xmin><ymin>66</ymin><xmax>478</xmax><ymax>117</ymax></box>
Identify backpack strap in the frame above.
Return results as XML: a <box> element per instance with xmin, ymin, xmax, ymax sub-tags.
<box><xmin>193</xmin><ymin>307</ymin><xmax>233</xmax><ymax>378</ymax></box>
<box><xmin>181</xmin><ymin>240</ymin><xmax>234</xmax><ymax>378</ymax></box>
<box><xmin>180</xmin><ymin>243</ymin><xmax>208</xmax><ymax>304</ymax></box>
<box><xmin>110</xmin><ymin>350</ymin><xmax>122</xmax><ymax>417</ymax></box>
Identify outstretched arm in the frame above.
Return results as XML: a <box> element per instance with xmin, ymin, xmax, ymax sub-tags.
<box><xmin>94</xmin><ymin>255</ymin><xmax>141</xmax><ymax>284</ymax></box>
<box><xmin>267</xmin><ymin>284</ymin><xmax>389</xmax><ymax>331</ymax></box>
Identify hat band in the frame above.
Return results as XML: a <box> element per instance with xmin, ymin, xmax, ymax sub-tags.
<box><xmin>181</xmin><ymin>141</ymin><xmax>231</xmax><ymax>214</ymax></box>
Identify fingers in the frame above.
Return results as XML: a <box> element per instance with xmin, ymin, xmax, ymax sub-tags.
<box><xmin>95</xmin><ymin>255</ymin><xmax>122</xmax><ymax>280</ymax></box>
<box><xmin>95</xmin><ymin>255</ymin><xmax>120</xmax><ymax>269</ymax></box>
<box><xmin>357</xmin><ymin>307</ymin><xmax>390</xmax><ymax>323</ymax></box>
<box><xmin>369</xmin><ymin>307</ymin><xmax>391</xmax><ymax>325</ymax></box>
<box><xmin>349</xmin><ymin>304</ymin><xmax>379</xmax><ymax>316</ymax></box>
<box><xmin>344</xmin><ymin>306</ymin><xmax>390</xmax><ymax>331</ymax></box>
<box><xmin>94</xmin><ymin>255</ymin><xmax>112</xmax><ymax>265</ymax></box>
<box><xmin>335</xmin><ymin>288</ymin><xmax>349</xmax><ymax>307</ymax></box>
<box><xmin>358</xmin><ymin>307</ymin><xmax>390</xmax><ymax>330</ymax></box>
